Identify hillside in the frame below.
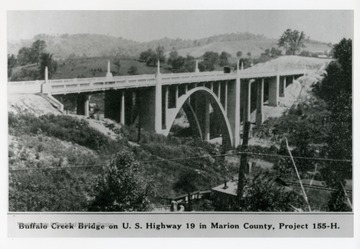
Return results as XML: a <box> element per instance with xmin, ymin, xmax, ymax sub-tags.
<box><xmin>7</xmin><ymin>32</ymin><xmax>332</xmax><ymax>60</ymax></box>
<box><xmin>8</xmin><ymin>94</ymin><xmax>232</xmax><ymax>211</ymax></box>
<box><xmin>53</xmin><ymin>57</ymin><xmax>173</xmax><ymax>79</ymax></box>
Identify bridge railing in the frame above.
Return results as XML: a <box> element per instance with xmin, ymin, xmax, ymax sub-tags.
<box><xmin>8</xmin><ymin>80</ymin><xmax>44</xmax><ymax>94</ymax></box>
<box><xmin>47</xmin><ymin>74</ymin><xmax>157</xmax><ymax>94</ymax></box>
<box><xmin>8</xmin><ymin>69</ymin><xmax>308</xmax><ymax>95</ymax></box>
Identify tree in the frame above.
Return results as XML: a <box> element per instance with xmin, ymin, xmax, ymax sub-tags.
<box><xmin>270</xmin><ymin>47</ymin><xmax>282</xmax><ymax>57</ymax></box>
<box><xmin>112</xmin><ymin>58</ymin><xmax>121</xmax><ymax>74</ymax></box>
<box><xmin>139</xmin><ymin>49</ymin><xmax>151</xmax><ymax>62</ymax></box>
<box><xmin>155</xmin><ymin>46</ymin><xmax>166</xmax><ymax>63</ymax></box>
<box><xmin>167</xmin><ymin>49</ymin><xmax>185</xmax><ymax>72</ymax></box>
<box><xmin>242</xmin><ymin>170</ymin><xmax>304</xmax><ymax>211</ymax></box>
<box><xmin>202</xmin><ymin>51</ymin><xmax>219</xmax><ymax>71</ymax></box>
<box><xmin>139</xmin><ymin>49</ymin><xmax>158</xmax><ymax>66</ymax></box>
<box><xmin>31</xmin><ymin>40</ymin><xmax>46</xmax><ymax>65</ymax></box>
<box><xmin>236</xmin><ymin>51</ymin><xmax>243</xmax><ymax>58</ymax></box>
<box><xmin>17</xmin><ymin>47</ymin><xmax>36</xmax><ymax>65</ymax></box>
<box><xmin>127</xmin><ymin>65</ymin><xmax>138</xmax><ymax>75</ymax></box>
<box><xmin>314</xmin><ymin>39</ymin><xmax>352</xmax><ymax>189</ymax></box>
<box><xmin>39</xmin><ymin>53</ymin><xmax>58</xmax><ymax>79</ymax></box>
<box><xmin>174</xmin><ymin>169</ymin><xmax>200</xmax><ymax>211</ymax></box>
<box><xmin>167</xmin><ymin>48</ymin><xmax>179</xmax><ymax>66</ymax></box>
<box><xmin>182</xmin><ymin>55</ymin><xmax>196</xmax><ymax>72</ymax></box>
<box><xmin>278</xmin><ymin>29</ymin><xmax>306</xmax><ymax>55</ymax></box>
<box><xmin>89</xmin><ymin>150</ymin><xmax>151</xmax><ymax>211</ymax></box>
<box><xmin>7</xmin><ymin>54</ymin><xmax>17</xmax><ymax>77</ymax></box>
<box><xmin>219</xmin><ymin>51</ymin><xmax>231</xmax><ymax>66</ymax></box>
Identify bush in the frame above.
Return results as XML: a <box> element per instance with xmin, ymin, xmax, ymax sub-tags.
<box><xmin>9</xmin><ymin>168</ymin><xmax>99</xmax><ymax>211</ymax></box>
<box><xmin>89</xmin><ymin>150</ymin><xmax>151</xmax><ymax>211</ymax></box>
<box><xmin>9</xmin><ymin>113</ymin><xmax>110</xmax><ymax>151</ymax></box>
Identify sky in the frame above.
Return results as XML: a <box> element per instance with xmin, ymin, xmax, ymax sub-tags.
<box><xmin>7</xmin><ymin>10</ymin><xmax>353</xmax><ymax>43</ymax></box>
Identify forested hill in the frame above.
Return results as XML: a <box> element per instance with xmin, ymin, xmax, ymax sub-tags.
<box><xmin>8</xmin><ymin>32</ymin><xmax>332</xmax><ymax>60</ymax></box>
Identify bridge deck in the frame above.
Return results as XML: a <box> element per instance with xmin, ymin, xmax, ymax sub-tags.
<box><xmin>8</xmin><ymin>69</ymin><xmax>307</xmax><ymax>95</ymax></box>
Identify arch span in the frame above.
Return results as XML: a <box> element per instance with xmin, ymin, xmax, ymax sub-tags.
<box><xmin>162</xmin><ymin>87</ymin><xmax>234</xmax><ymax>147</ymax></box>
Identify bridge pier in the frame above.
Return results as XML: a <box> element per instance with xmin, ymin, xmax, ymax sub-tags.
<box><xmin>246</xmin><ymin>80</ymin><xmax>254</xmax><ymax>122</ymax></box>
<box><xmin>104</xmin><ymin>90</ymin><xmax>121</xmax><ymax>122</ymax></box>
<box><xmin>279</xmin><ymin>76</ymin><xmax>287</xmax><ymax>97</ymax></box>
<box><xmin>226</xmin><ymin>78</ymin><xmax>240</xmax><ymax>147</ymax></box>
<box><xmin>120</xmin><ymin>91</ymin><xmax>125</xmax><ymax>125</ymax></box>
<box><xmin>76</xmin><ymin>93</ymin><xmax>90</xmax><ymax>117</ymax></box>
<box><xmin>155</xmin><ymin>61</ymin><xmax>162</xmax><ymax>133</ymax></box>
<box><xmin>256</xmin><ymin>78</ymin><xmax>264</xmax><ymax>126</ymax></box>
<box><xmin>204</xmin><ymin>97</ymin><xmax>210</xmax><ymax>141</ymax></box>
<box><xmin>268</xmin><ymin>75</ymin><xmax>280</xmax><ymax>106</ymax></box>
<box><xmin>139</xmin><ymin>87</ymin><xmax>157</xmax><ymax>132</ymax></box>
<box><xmin>224</xmin><ymin>81</ymin><xmax>228</xmax><ymax>114</ymax></box>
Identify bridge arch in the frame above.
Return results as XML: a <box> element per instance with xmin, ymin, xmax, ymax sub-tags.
<box><xmin>163</xmin><ymin>87</ymin><xmax>233</xmax><ymax>147</ymax></box>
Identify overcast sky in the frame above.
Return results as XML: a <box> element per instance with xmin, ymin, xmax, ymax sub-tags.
<box><xmin>7</xmin><ymin>10</ymin><xmax>353</xmax><ymax>43</ymax></box>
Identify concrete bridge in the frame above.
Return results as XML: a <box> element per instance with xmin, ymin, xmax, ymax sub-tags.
<box><xmin>8</xmin><ymin>60</ymin><xmax>306</xmax><ymax>148</ymax></box>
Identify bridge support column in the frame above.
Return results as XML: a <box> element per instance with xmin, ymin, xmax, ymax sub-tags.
<box><xmin>140</xmin><ymin>87</ymin><xmax>157</xmax><ymax>132</ymax></box>
<box><xmin>227</xmin><ymin>77</ymin><xmax>241</xmax><ymax>147</ymax></box>
<box><xmin>224</xmin><ymin>81</ymin><xmax>228</xmax><ymax>113</ymax></box>
<box><xmin>256</xmin><ymin>79</ymin><xmax>264</xmax><ymax>126</ymax></box>
<box><xmin>105</xmin><ymin>90</ymin><xmax>122</xmax><ymax>122</ymax></box>
<box><xmin>246</xmin><ymin>80</ymin><xmax>253</xmax><ymax>122</ymax></box>
<box><xmin>268</xmin><ymin>75</ymin><xmax>279</xmax><ymax>106</ymax></box>
<box><xmin>204</xmin><ymin>97</ymin><xmax>210</xmax><ymax>141</ymax></box>
<box><xmin>155</xmin><ymin>62</ymin><xmax>162</xmax><ymax>133</ymax></box>
<box><xmin>218</xmin><ymin>82</ymin><xmax>221</xmax><ymax>101</ymax></box>
<box><xmin>175</xmin><ymin>85</ymin><xmax>179</xmax><ymax>107</ymax></box>
<box><xmin>193</xmin><ymin>94</ymin><xmax>210</xmax><ymax>142</ymax></box>
<box><xmin>120</xmin><ymin>91</ymin><xmax>125</xmax><ymax>125</ymax></box>
<box><xmin>76</xmin><ymin>93</ymin><xmax>90</xmax><ymax>117</ymax></box>
<box><xmin>84</xmin><ymin>95</ymin><xmax>90</xmax><ymax>117</ymax></box>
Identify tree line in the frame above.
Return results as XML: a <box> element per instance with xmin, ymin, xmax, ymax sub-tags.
<box><xmin>8</xmin><ymin>40</ymin><xmax>58</xmax><ymax>81</ymax></box>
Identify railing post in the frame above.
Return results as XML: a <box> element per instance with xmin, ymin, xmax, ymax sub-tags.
<box><xmin>106</xmin><ymin>60</ymin><xmax>113</xmax><ymax>78</ymax></box>
<box><xmin>45</xmin><ymin>66</ymin><xmax>48</xmax><ymax>83</ymax></box>
<box><xmin>195</xmin><ymin>60</ymin><xmax>200</xmax><ymax>73</ymax></box>
<box><xmin>41</xmin><ymin>66</ymin><xmax>50</xmax><ymax>94</ymax></box>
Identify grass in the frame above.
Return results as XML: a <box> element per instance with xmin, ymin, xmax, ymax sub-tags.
<box><xmin>53</xmin><ymin>57</ymin><xmax>172</xmax><ymax>79</ymax></box>
<box><xmin>8</xmin><ymin>113</ymin><xmax>230</xmax><ymax>211</ymax></box>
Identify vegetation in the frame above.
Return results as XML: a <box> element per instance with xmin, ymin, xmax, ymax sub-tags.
<box><xmin>8</xmin><ymin>113</ymin><xmax>232</xmax><ymax>211</ymax></box>
<box><xmin>253</xmin><ymin>38</ymin><xmax>352</xmax><ymax>211</ymax></box>
<box><xmin>89</xmin><ymin>150</ymin><xmax>151</xmax><ymax>211</ymax></box>
<box><xmin>139</xmin><ymin>46</ymin><xmax>166</xmax><ymax>66</ymax></box>
<box><xmin>9</xmin><ymin>113</ymin><xmax>111</xmax><ymax>151</ymax></box>
<box><xmin>278</xmin><ymin>29</ymin><xmax>306</xmax><ymax>55</ymax></box>
<box><xmin>8</xmin><ymin>39</ymin><xmax>58</xmax><ymax>81</ymax></box>
<box><xmin>313</xmin><ymin>38</ymin><xmax>352</xmax><ymax>211</ymax></box>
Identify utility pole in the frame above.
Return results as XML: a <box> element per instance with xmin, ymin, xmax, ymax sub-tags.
<box><xmin>237</xmin><ymin>121</ymin><xmax>251</xmax><ymax>207</ymax></box>
<box><xmin>137</xmin><ymin>90</ymin><xmax>142</xmax><ymax>142</ymax></box>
